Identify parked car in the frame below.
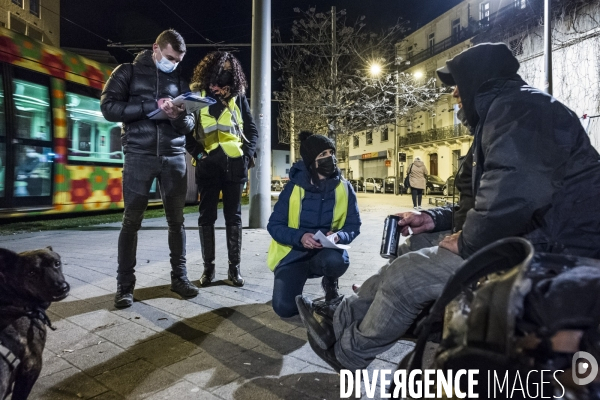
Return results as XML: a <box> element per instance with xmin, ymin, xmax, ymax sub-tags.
<box><xmin>271</xmin><ymin>180</ymin><xmax>283</xmax><ymax>191</ymax></box>
<box><xmin>364</xmin><ymin>177</ymin><xmax>384</xmax><ymax>193</ymax></box>
<box><xmin>425</xmin><ymin>175</ymin><xmax>445</xmax><ymax>195</ymax></box>
<box><xmin>383</xmin><ymin>176</ymin><xmax>408</xmax><ymax>194</ymax></box>
<box><xmin>349</xmin><ymin>179</ymin><xmax>364</xmax><ymax>192</ymax></box>
<box><xmin>442</xmin><ymin>176</ymin><xmax>456</xmax><ymax>196</ymax></box>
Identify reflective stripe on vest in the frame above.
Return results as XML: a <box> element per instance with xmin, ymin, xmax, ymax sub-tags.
<box><xmin>266</xmin><ymin>181</ymin><xmax>349</xmax><ymax>271</ymax></box>
<box><xmin>199</xmin><ymin>90</ymin><xmax>244</xmax><ymax>158</ymax></box>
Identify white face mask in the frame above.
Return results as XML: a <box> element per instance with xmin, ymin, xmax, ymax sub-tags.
<box><xmin>155</xmin><ymin>48</ymin><xmax>178</xmax><ymax>73</ymax></box>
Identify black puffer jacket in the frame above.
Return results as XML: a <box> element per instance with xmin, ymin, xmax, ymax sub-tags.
<box><xmin>426</xmin><ymin>43</ymin><xmax>600</xmax><ymax>260</ymax></box>
<box><xmin>100</xmin><ymin>50</ymin><xmax>195</xmax><ymax>156</ymax></box>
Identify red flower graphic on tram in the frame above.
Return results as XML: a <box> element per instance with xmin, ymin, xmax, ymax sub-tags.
<box><xmin>83</xmin><ymin>64</ymin><xmax>106</xmax><ymax>90</ymax></box>
<box><xmin>105</xmin><ymin>178</ymin><xmax>123</xmax><ymax>203</ymax></box>
<box><xmin>70</xmin><ymin>179</ymin><xmax>92</xmax><ymax>204</ymax></box>
<box><xmin>40</xmin><ymin>50</ymin><xmax>68</xmax><ymax>79</ymax></box>
<box><xmin>0</xmin><ymin>36</ymin><xmax>21</xmax><ymax>64</ymax></box>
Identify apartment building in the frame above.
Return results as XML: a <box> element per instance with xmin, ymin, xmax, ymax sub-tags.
<box><xmin>0</xmin><ymin>0</ymin><xmax>60</xmax><ymax>46</ymax></box>
<box><xmin>351</xmin><ymin>0</ymin><xmax>600</xmax><ymax>183</ymax></box>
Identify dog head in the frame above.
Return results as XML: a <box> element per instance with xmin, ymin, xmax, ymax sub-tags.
<box><xmin>0</xmin><ymin>246</ymin><xmax>70</xmax><ymax>303</ymax></box>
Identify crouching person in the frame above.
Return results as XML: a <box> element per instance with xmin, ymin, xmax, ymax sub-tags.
<box><xmin>267</xmin><ymin>131</ymin><xmax>361</xmax><ymax>319</ymax></box>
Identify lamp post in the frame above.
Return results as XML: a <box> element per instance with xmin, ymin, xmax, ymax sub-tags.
<box><xmin>369</xmin><ymin>62</ymin><xmax>400</xmax><ymax>195</ymax></box>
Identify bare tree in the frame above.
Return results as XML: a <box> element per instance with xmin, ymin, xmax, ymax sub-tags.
<box><xmin>274</xmin><ymin>7</ymin><xmax>443</xmax><ymax>145</ymax></box>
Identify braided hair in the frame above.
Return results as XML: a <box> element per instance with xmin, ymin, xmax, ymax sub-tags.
<box><xmin>191</xmin><ymin>51</ymin><xmax>247</xmax><ymax>97</ymax></box>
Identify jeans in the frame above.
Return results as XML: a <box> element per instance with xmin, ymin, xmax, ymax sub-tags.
<box><xmin>117</xmin><ymin>153</ymin><xmax>188</xmax><ymax>284</ymax></box>
<box><xmin>333</xmin><ymin>231</ymin><xmax>464</xmax><ymax>369</ymax></box>
<box><xmin>273</xmin><ymin>249</ymin><xmax>349</xmax><ymax>318</ymax></box>
<box><xmin>411</xmin><ymin>187</ymin><xmax>424</xmax><ymax>207</ymax></box>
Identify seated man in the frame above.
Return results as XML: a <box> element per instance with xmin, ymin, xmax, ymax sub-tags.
<box><xmin>267</xmin><ymin>131</ymin><xmax>361</xmax><ymax>319</ymax></box>
<box><xmin>296</xmin><ymin>42</ymin><xmax>600</xmax><ymax>371</ymax></box>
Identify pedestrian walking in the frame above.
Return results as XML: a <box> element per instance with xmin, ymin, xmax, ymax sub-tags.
<box><xmin>408</xmin><ymin>156</ymin><xmax>428</xmax><ymax>209</ymax></box>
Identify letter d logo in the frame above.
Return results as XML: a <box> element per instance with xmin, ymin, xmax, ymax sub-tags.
<box><xmin>572</xmin><ymin>351</ymin><xmax>598</xmax><ymax>385</ymax></box>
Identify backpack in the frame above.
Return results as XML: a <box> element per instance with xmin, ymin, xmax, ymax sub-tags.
<box><xmin>396</xmin><ymin>237</ymin><xmax>600</xmax><ymax>399</ymax></box>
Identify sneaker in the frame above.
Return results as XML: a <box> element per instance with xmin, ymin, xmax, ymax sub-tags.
<box><xmin>413</xmin><ymin>206</ymin><xmax>418</xmax><ymax>210</ymax></box>
<box><xmin>417</xmin><ymin>206</ymin><xmax>423</xmax><ymax>210</ymax></box>
<box><xmin>296</xmin><ymin>295</ymin><xmax>339</xmax><ymax>350</ymax></box>
<box><xmin>114</xmin><ymin>282</ymin><xmax>135</xmax><ymax>308</ymax></box>
<box><xmin>171</xmin><ymin>275</ymin><xmax>199</xmax><ymax>298</ymax></box>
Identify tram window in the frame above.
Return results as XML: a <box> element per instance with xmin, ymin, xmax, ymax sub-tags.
<box><xmin>0</xmin><ymin>74</ymin><xmax>5</xmax><ymax>197</ymax></box>
<box><xmin>66</xmin><ymin>92</ymin><xmax>123</xmax><ymax>164</ymax></box>
<box><xmin>14</xmin><ymin>145</ymin><xmax>52</xmax><ymax>197</ymax></box>
<box><xmin>12</xmin><ymin>79</ymin><xmax>51</xmax><ymax>141</ymax></box>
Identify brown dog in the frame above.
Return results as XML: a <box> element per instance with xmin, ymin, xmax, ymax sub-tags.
<box><xmin>0</xmin><ymin>247</ymin><xmax>69</xmax><ymax>400</ymax></box>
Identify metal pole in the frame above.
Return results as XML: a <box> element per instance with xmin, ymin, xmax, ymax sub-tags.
<box><xmin>289</xmin><ymin>77</ymin><xmax>295</xmax><ymax>163</ymax></box>
<box><xmin>544</xmin><ymin>0</ymin><xmax>553</xmax><ymax>95</ymax></box>
<box><xmin>394</xmin><ymin>71</ymin><xmax>399</xmax><ymax>195</ymax></box>
<box><xmin>249</xmin><ymin>0</ymin><xmax>272</xmax><ymax>229</ymax></box>
<box><xmin>329</xmin><ymin>6</ymin><xmax>337</xmax><ymax>142</ymax></box>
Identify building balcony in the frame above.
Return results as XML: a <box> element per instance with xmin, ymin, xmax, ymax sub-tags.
<box><xmin>399</xmin><ymin>125</ymin><xmax>471</xmax><ymax>147</ymax></box>
<box><xmin>399</xmin><ymin>1</ymin><xmax>538</xmax><ymax>72</ymax></box>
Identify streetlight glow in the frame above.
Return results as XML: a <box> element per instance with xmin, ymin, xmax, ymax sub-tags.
<box><xmin>369</xmin><ymin>63</ymin><xmax>382</xmax><ymax>77</ymax></box>
<box><xmin>414</xmin><ymin>71</ymin><xmax>424</xmax><ymax>79</ymax></box>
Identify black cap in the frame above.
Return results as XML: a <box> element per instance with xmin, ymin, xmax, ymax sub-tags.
<box><xmin>436</xmin><ymin>65</ymin><xmax>455</xmax><ymax>86</ymax></box>
<box><xmin>298</xmin><ymin>131</ymin><xmax>336</xmax><ymax>169</ymax></box>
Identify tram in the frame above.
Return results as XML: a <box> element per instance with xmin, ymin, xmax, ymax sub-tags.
<box><xmin>0</xmin><ymin>26</ymin><xmax>198</xmax><ymax>218</ymax></box>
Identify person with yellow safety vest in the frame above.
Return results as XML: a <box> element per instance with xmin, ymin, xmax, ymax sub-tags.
<box><xmin>267</xmin><ymin>131</ymin><xmax>361</xmax><ymax>319</ymax></box>
<box><xmin>186</xmin><ymin>52</ymin><xmax>258</xmax><ymax>288</ymax></box>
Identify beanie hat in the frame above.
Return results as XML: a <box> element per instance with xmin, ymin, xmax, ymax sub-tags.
<box><xmin>298</xmin><ymin>131</ymin><xmax>336</xmax><ymax>170</ymax></box>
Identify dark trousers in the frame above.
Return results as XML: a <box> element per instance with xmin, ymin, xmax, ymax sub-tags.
<box><xmin>411</xmin><ymin>187</ymin><xmax>424</xmax><ymax>207</ymax></box>
<box><xmin>117</xmin><ymin>153</ymin><xmax>187</xmax><ymax>284</ymax></box>
<box><xmin>198</xmin><ymin>182</ymin><xmax>243</xmax><ymax>227</ymax></box>
<box><xmin>272</xmin><ymin>249</ymin><xmax>349</xmax><ymax>318</ymax></box>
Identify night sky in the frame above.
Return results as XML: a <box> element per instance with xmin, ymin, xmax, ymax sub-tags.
<box><xmin>60</xmin><ymin>0</ymin><xmax>462</xmax><ymax>148</ymax></box>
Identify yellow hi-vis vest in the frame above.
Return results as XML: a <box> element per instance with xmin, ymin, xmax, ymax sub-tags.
<box><xmin>266</xmin><ymin>181</ymin><xmax>349</xmax><ymax>271</ymax></box>
<box><xmin>195</xmin><ymin>91</ymin><xmax>244</xmax><ymax>158</ymax></box>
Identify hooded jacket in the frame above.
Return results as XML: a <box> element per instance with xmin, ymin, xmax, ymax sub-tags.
<box><xmin>267</xmin><ymin>162</ymin><xmax>361</xmax><ymax>268</ymax></box>
<box><xmin>408</xmin><ymin>159</ymin><xmax>428</xmax><ymax>190</ymax></box>
<box><xmin>100</xmin><ymin>50</ymin><xmax>195</xmax><ymax>156</ymax></box>
<box><xmin>426</xmin><ymin>43</ymin><xmax>600</xmax><ymax>259</ymax></box>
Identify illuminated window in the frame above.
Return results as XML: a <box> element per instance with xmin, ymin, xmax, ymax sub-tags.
<box><xmin>480</xmin><ymin>2</ymin><xmax>490</xmax><ymax>25</ymax></box>
<box><xmin>66</xmin><ymin>91</ymin><xmax>123</xmax><ymax>164</ymax></box>
<box><xmin>11</xmin><ymin>75</ymin><xmax>52</xmax><ymax>197</ymax></box>
<box><xmin>0</xmin><ymin>74</ymin><xmax>5</xmax><ymax>197</ymax></box>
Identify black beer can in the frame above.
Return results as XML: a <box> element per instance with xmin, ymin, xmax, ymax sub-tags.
<box><xmin>380</xmin><ymin>215</ymin><xmax>401</xmax><ymax>259</ymax></box>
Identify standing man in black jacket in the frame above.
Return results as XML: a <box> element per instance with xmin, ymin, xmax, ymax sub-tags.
<box><xmin>296</xmin><ymin>42</ymin><xmax>600</xmax><ymax>371</ymax></box>
<box><xmin>101</xmin><ymin>29</ymin><xmax>199</xmax><ymax>308</ymax></box>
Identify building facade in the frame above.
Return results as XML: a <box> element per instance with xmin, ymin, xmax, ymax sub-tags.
<box><xmin>272</xmin><ymin>149</ymin><xmax>290</xmax><ymax>179</ymax></box>
<box><xmin>0</xmin><ymin>0</ymin><xmax>60</xmax><ymax>46</ymax></box>
<box><xmin>350</xmin><ymin>0</ymin><xmax>599</xmax><ymax>184</ymax></box>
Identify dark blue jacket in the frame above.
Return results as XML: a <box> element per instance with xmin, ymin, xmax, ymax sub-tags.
<box><xmin>267</xmin><ymin>162</ymin><xmax>361</xmax><ymax>268</ymax></box>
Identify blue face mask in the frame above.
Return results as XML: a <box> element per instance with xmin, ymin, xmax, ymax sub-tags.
<box><xmin>155</xmin><ymin>48</ymin><xmax>178</xmax><ymax>73</ymax></box>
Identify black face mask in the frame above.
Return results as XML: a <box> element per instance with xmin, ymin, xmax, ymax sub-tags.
<box><xmin>315</xmin><ymin>155</ymin><xmax>337</xmax><ymax>178</ymax></box>
<box><xmin>217</xmin><ymin>70</ymin><xmax>234</xmax><ymax>87</ymax></box>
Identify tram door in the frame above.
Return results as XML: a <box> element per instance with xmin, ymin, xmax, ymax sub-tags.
<box><xmin>0</xmin><ymin>66</ymin><xmax>54</xmax><ymax>210</ymax></box>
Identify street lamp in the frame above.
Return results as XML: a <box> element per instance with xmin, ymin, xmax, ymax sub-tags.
<box><xmin>367</xmin><ymin>61</ymin><xmax>401</xmax><ymax>195</ymax></box>
<box><xmin>369</xmin><ymin>62</ymin><xmax>382</xmax><ymax>77</ymax></box>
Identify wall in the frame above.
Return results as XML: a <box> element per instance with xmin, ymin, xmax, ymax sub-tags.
<box><xmin>271</xmin><ymin>149</ymin><xmax>290</xmax><ymax>179</ymax></box>
<box><xmin>0</xmin><ymin>0</ymin><xmax>60</xmax><ymax>46</ymax></box>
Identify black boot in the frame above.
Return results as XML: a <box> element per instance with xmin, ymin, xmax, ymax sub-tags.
<box><xmin>295</xmin><ymin>295</ymin><xmax>341</xmax><ymax>350</ymax></box>
<box><xmin>170</xmin><ymin>272</ymin><xmax>199</xmax><ymax>298</ymax></box>
<box><xmin>322</xmin><ymin>276</ymin><xmax>341</xmax><ymax>302</ymax></box>
<box><xmin>114</xmin><ymin>281</ymin><xmax>135</xmax><ymax>308</ymax></box>
<box><xmin>226</xmin><ymin>225</ymin><xmax>244</xmax><ymax>287</ymax></box>
<box><xmin>198</xmin><ymin>225</ymin><xmax>215</xmax><ymax>287</ymax></box>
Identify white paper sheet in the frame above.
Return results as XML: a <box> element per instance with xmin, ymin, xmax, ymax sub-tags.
<box><xmin>313</xmin><ymin>230</ymin><xmax>351</xmax><ymax>250</ymax></box>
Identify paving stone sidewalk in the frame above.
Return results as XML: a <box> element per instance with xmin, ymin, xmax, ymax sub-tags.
<box><xmin>1</xmin><ymin>193</ymin><xmax>438</xmax><ymax>400</ymax></box>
